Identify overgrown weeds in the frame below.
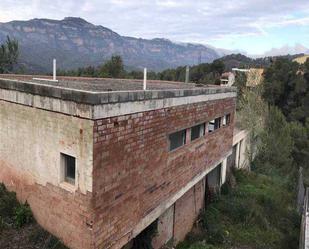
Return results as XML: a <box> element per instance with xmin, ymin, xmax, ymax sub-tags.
<box><xmin>0</xmin><ymin>183</ymin><xmax>32</xmax><ymax>228</ymax></box>
<box><xmin>0</xmin><ymin>183</ymin><xmax>68</xmax><ymax>249</ymax></box>
<box><xmin>177</xmin><ymin>170</ymin><xmax>300</xmax><ymax>249</ymax></box>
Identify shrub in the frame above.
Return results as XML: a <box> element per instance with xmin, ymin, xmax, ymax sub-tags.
<box><xmin>0</xmin><ymin>216</ymin><xmax>6</xmax><ymax>231</ymax></box>
<box><xmin>13</xmin><ymin>202</ymin><xmax>33</xmax><ymax>228</ymax></box>
<box><xmin>0</xmin><ymin>183</ymin><xmax>19</xmax><ymax>219</ymax></box>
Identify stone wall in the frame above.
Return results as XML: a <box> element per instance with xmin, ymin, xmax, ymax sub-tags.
<box><xmin>92</xmin><ymin>97</ymin><xmax>235</xmax><ymax>249</ymax></box>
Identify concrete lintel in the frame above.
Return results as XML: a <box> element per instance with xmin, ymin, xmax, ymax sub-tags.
<box><xmin>93</xmin><ymin>92</ymin><xmax>236</xmax><ymax>119</ymax></box>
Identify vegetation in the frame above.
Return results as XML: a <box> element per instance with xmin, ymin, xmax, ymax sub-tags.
<box><xmin>237</xmin><ymin>86</ymin><xmax>267</xmax><ymax>164</ymax></box>
<box><xmin>0</xmin><ymin>36</ymin><xmax>19</xmax><ymax>73</ymax></box>
<box><xmin>0</xmin><ymin>183</ymin><xmax>67</xmax><ymax>249</ymax></box>
<box><xmin>177</xmin><ymin>58</ymin><xmax>309</xmax><ymax>249</ymax></box>
<box><xmin>177</xmin><ymin>107</ymin><xmax>301</xmax><ymax>249</ymax></box>
<box><xmin>58</xmin><ymin>55</ymin><xmax>225</xmax><ymax>84</ymax></box>
<box><xmin>177</xmin><ymin>170</ymin><xmax>300</xmax><ymax>249</ymax></box>
<box><xmin>262</xmin><ymin>58</ymin><xmax>309</xmax><ymax>182</ymax></box>
<box><xmin>263</xmin><ymin>58</ymin><xmax>309</xmax><ymax>123</ymax></box>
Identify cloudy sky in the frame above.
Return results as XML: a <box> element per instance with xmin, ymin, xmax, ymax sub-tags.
<box><xmin>1</xmin><ymin>0</ymin><xmax>309</xmax><ymax>55</ymax></box>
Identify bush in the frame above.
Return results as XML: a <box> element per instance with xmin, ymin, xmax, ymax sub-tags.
<box><xmin>13</xmin><ymin>202</ymin><xmax>33</xmax><ymax>228</ymax></box>
<box><xmin>178</xmin><ymin>169</ymin><xmax>300</xmax><ymax>249</ymax></box>
<box><xmin>0</xmin><ymin>216</ymin><xmax>6</xmax><ymax>231</ymax></box>
<box><xmin>0</xmin><ymin>183</ymin><xmax>19</xmax><ymax>219</ymax></box>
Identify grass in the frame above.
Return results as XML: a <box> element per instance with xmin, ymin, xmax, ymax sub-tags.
<box><xmin>177</xmin><ymin>170</ymin><xmax>300</xmax><ymax>249</ymax></box>
<box><xmin>0</xmin><ymin>183</ymin><xmax>68</xmax><ymax>249</ymax></box>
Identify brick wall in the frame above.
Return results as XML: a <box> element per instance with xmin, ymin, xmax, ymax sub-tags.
<box><xmin>152</xmin><ymin>177</ymin><xmax>206</xmax><ymax>248</ymax></box>
<box><xmin>174</xmin><ymin>186</ymin><xmax>196</xmax><ymax>243</ymax></box>
<box><xmin>92</xmin><ymin>97</ymin><xmax>235</xmax><ymax>248</ymax></box>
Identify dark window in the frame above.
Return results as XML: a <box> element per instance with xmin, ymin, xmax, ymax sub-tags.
<box><xmin>191</xmin><ymin>123</ymin><xmax>205</xmax><ymax>141</ymax></box>
<box><xmin>169</xmin><ymin>130</ymin><xmax>186</xmax><ymax>151</ymax></box>
<box><xmin>208</xmin><ymin>117</ymin><xmax>221</xmax><ymax>132</ymax></box>
<box><xmin>223</xmin><ymin>114</ymin><xmax>231</xmax><ymax>126</ymax></box>
<box><xmin>61</xmin><ymin>153</ymin><xmax>76</xmax><ymax>185</ymax></box>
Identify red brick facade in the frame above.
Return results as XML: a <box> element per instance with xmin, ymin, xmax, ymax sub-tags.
<box><xmin>0</xmin><ymin>162</ymin><xmax>94</xmax><ymax>249</ymax></box>
<box><xmin>92</xmin><ymin>97</ymin><xmax>235</xmax><ymax>248</ymax></box>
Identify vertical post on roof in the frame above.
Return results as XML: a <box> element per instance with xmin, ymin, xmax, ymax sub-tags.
<box><xmin>143</xmin><ymin>67</ymin><xmax>147</xmax><ymax>90</ymax></box>
<box><xmin>53</xmin><ymin>59</ymin><xmax>57</xmax><ymax>81</ymax></box>
<box><xmin>185</xmin><ymin>65</ymin><xmax>190</xmax><ymax>83</ymax></box>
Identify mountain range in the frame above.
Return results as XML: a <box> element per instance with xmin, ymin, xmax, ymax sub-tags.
<box><xmin>0</xmin><ymin>17</ymin><xmax>228</xmax><ymax>72</ymax></box>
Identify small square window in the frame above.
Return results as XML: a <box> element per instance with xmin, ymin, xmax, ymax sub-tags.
<box><xmin>61</xmin><ymin>153</ymin><xmax>76</xmax><ymax>185</ymax></box>
<box><xmin>191</xmin><ymin>123</ymin><xmax>205</xmax><ymax>141</ymax></box>
<box><xmin>169</xmin><ymin>130</ymin><xmax>186</xmax><ymax>151</ymax></box>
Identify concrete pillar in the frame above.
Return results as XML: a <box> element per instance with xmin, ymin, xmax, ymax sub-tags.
<box><xmin>221</xmin><ymin>158</ymin><xmax>227</xmax><ymax>184</ymax></box>
<box><xmin>235</xmin><ymin>142</ymin><xmax>240</xmax><ymax>168</ymax></box>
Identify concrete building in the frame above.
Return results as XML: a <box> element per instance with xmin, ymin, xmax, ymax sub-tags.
<box><xmin>0</xmin><ymin>75</ymin><xmax>237</xmax><ymax>249</ymax></box>
<box><xmin>220</xmin><ymin>72</ymin><xmax>235</xmax><ymax>87</ymax></box>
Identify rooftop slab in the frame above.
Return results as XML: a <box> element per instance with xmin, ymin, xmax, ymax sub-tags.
<box><xmin>0</xmin><ymin>74</ymin><xmax>237</xmax><ymax>105</ymax></box>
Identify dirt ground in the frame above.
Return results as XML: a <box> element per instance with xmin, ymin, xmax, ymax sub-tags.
<box><xmin>0</xmin><ymin>223</ymin><xmax>67</xmax><ymax>249</ymax></box>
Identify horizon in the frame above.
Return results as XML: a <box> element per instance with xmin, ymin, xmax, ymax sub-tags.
<box><xmin>1</xmin><ymin>0</ymin><xmax>309</xmax><ymax>56</ymax></box>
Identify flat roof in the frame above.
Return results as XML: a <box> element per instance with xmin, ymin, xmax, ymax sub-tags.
<box><xmin>0</xmin><ymin>74</ymin><xmax>237</xmax><ymax>105</ymax></box>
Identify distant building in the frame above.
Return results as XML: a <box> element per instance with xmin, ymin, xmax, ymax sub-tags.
<box><xmin>220</xmin><ymin>72</ymin><xmax>235</xmax><ymax>86</ymax></box>
<box><xmin>221</xmin><ymin>68</ymin><xmax>264</xmax><ymax>87</ymax></box>
<box><xmin>0</xmin><ymin>75</ymin><xmax>237</xmax><ymax>249</ymax></box>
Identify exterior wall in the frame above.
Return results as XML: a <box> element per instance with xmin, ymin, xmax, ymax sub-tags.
<box><xmin>174</xmin><ymin>187</ymin><xmax>196</xmax><ymax>243</ymax></box>
<box><xmin>152</xmin><ymin>206</ymin><xmax>174</xmax><ymax>249</ymax></box>
<box><xmin>173</xmin><ymin>178</ymin><xmax>205</xmax><ymax>244</ymax></box>
<box><xmin>0</xmin><ymin>100</ymin><xmax>94</xmax><ymax>249</ymax></box>
<box><xmin>92</xmin><ymin>97</ymin><xmax>236</xmax><ymax>249</ymax></box>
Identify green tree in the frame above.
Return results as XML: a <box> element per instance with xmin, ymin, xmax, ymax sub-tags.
<box><xmin>238</xmin><ymin>86</ymin><xmax>267</xmax><ymax>165</ymax></box>
<box><xmin>263</xmin><ymin>58</ymin><xmax>309</xmax><ymax>123</ymax></box>
<box><xmin>289</xmin><ymin>120</ymin><xmax>309</xmax><ymax>169</ymax></box>
<box><xmin>255</xmin><ymin>106</ymin><xmax>294</xmax><ymax>174</ymax></box>
<box><xmin>210</xmin><ymin>59</ymin><xmax>225</xmax><ymax>75</ymax></box>
<box><xmin>0</xmin><ymin>36</ymin><xmax>19</xmax><ymax>73</ymax></box>
<box><xmin>234</xmin><ymin>71</ymin><xmax>247</xmax><ymax>107</ymax></box>
<box><xmin>99</xmin><ymin>55</ymin><xmax>124</xmax><ymax>78</ymax></box>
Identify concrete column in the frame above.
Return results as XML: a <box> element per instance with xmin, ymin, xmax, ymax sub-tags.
<box><xmin>221</xmin><ymin>158</ymin><xmax>227</xmax><ymax>184</ymax></box>
<box><xmin>235</xmin><ymin>142</ymin><xmax>240</xmax><ymax>168</ymax></box>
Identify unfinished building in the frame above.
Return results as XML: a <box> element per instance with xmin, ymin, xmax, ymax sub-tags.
<box><xmin>0</xmin><ymin>75</ymin><xmax>237</xmax><ymax>249</ymax></box>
